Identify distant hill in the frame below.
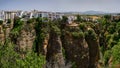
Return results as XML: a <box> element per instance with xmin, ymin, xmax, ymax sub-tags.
<box><xmin>81</xmin><ymin>10</ymin><xmax>106</xmax><ymax>15</ymax></box>
<box><xmin>61</xmin><ymin>11</ymin><xmax>120</xmax><ymax>15</ymax></box>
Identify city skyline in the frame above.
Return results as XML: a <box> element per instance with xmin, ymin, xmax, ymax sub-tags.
<box><xmin>0</xmin><ymin>0</ymin><xmax>120</xmax><ymax>13</ymax></box>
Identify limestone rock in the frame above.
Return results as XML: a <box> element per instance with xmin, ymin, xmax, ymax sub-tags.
<box><xmin>16</xmin><ymin>27</ymin><xmax>36</xmax><ymax>52</ymax></box>
<box><xmin>46</xmin><ymin>28</ymin><xmax>65</xmax><ymax>68</ymax></box>
<box><xmin>0</xmin><ymin>25</ymin><xmax>5</xmax><ymax>44</ymax></box>
<box><xmin>62</xmin><ymin>31</ymin><xmax>89</xmax><ymax>68</ymax></box>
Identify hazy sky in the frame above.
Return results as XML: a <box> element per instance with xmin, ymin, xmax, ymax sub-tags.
<box><xmin>0</xmin><ymin>0</ymin><xmax>119</xmax><ymax>12</ymax></box>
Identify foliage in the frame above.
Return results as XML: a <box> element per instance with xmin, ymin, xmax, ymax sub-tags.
<box><xmin>112</xmin><ymin>42</ymin><xmax>120</xmax><ymax>64</ymax></box>
<box><xmin>7</xmin><ymin>19</ymin><xmax>11</xmax><ymax>24</ymax></box>
<box><xmin>51</xmin><ymin>25</ymin><xmax>61</xmax><ymax>35</ymax></box>
<box><xmin>85</xmin><ymin>29</ymin><xmax>97</xmax><ymax>40</ymax></box>
<box><xmin>17</xmin><ymin>52</ymin><xmax>45</xmax><ymax>68</ymax></box>
<box><xmin>11</xmin><ymin>18</ymin><xmax>24</xmax><ymax>37</ymax></box>
<box><xmin>72</xmin><ymin>31</ymin><xmax>84</xmax><ymax>39</ymax></box>
<box><xmin>27</xmin><ymin>18</ymin><xmax>35</xmax><ymax>24</ymax></box>
<box><xmin>0</xmin><ymin>20</ymin><xmax>3</xmax><ymax>25</ymax></box>
<box><xmin>34</xmin><ymin>17</ymin><xmax>49</xmax><ymax>54</ymax></box>
<box><xmin>79</xmin><ymin>23</ymin><xmax>86</xmax><ymax>31</ymax></box>
<box><xmin>0</xmin><ymin>39</ymin><xmax>45</xmax><ymax>68</ymax></box>
<box><xmin>104</xmin><ymin>50</ymin><xmax>112</xmax><ymax>65</ymax></box>
<box><xmin>61</xmin><ymin>16</ymin><xmax>68</xmax><ymax>23</ymax></box>
<box><xmin>107</xmin><ymin>25</ymin><xmax>116</xmax><ymax>34</ymax></box>
<box><xmin>0</xmin><ymin>39</ymin><xmax>19</xmax><ymax>68</ymax></box>
<box><xmin>75</xmin><ymin>15</ymin><xmax>82</xmax><ymax>22</ymax></box>
<box><xmin>72</xmin><ymin>62</ymin><xmax>77</xmax><ymax>68</ymax></box>
<box><xmin>104</xmin><ymin>15</ymin><xmax>111</xmax><ymax>20</ymax></box>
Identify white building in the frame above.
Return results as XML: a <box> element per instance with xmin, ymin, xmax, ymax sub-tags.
<box><xmin>67</xmin><ymin>15</ymin><xmax>77</xmax><ymax>24</ymax></box>
<box><xmin>4</xmin><ymin>11</ymin><xmax>18</xmax><ymax>21</ymax></box>
<box><xmin>16</xmin><ymin>11</ymin><xmax>24</xmax><ymax>18</ymax></box>
<box><xmin>29</xmin><ymin>10</ymin><xmax>64</xmax><ymax>20</ymax></box>
<box><xmin>29</xmin><ymin>10</ymin><xmax>49</xmax><ymax>19</ymax></box>
<box><xmin>0</xmin><ymin>10</ymin><xmax>4</xmax><ymax>21</ymax></box>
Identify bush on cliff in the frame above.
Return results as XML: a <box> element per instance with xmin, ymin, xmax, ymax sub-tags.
<box><xmin>72</xmin><ymin>32</ymin><xmax>84</xmax><ymax>39</ymax></box>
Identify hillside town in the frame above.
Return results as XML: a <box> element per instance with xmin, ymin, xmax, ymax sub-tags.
<box><xmin>1</xmin><ymin>10</ymin><xmax>120</xmax><ymax>25</ymax></box>
<box><xmin>0</xmin><ymin>10</ymin><xmax>63</xmax><ymax>21</ymax></box>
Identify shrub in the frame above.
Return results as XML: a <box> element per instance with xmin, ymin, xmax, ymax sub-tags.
<box><xmin>0</xmin><ymin>39</ymin><xmax>46</xmax><ymax>68</ymax></box>
<box><xmin>79</xmin><ymin>23</ymin><xmax>86</xmax><ymax>31</ymax></box>
<box><xmin>112</xmin><ymin>42</ymin><xmax>120</xmax><ymax>64</ymax></box>
<box><xmin>75</xmin><ymin>15</ymin><xmax>82</xmax><ymax>22</ymax></box>
<box><xmin>108</xmin><ymin>25</ymin><xmax>115</xmax><ymax>34</ymax></box>
<box><xmin>51</xmin><ymin>25</ymin><xmax>61</xmax><ymax>35</ymax></box>
<box><xmin>104</xmin><ymin>50</ymin><xmax>112</xmax><ymax>65</ymax></box>
<box><xmin>17</xmin><ymin>52</ymin><xmax>46</xmax><ymax>68</ymax></box>
<box><xmin>0</xmin><ymin>20</ymin><xmax>3</xmax><ymax>25</ymax></box>
<box><xmin>27</xmin><ymin>18</ymin><xmax>35</xmax><ymax>24</ymax></box>
<box><xmin>113</xmin><ymin>33</ymin><xmax>119</xmax><ymax>41</ymax></box>
<box><xmin>72</xmin><ymin>32</ymin><xmax>84</xmax><ymax>39</ymax></box>
<box><xmin>7</xmin><ymin>19</ymin><xmax>11</xmax><ymax>24</ymax></box>
<box><xmin>85</xmin><ymin>29</ymin><xmax>97</xmax><ymax>40</ymax></box>
<box><xmin>0</xmin><ymin>39</ymin><xmax>19</xmax><ymax>68</ymax></box>
<box><xmin>11</xmin><ymin>19</ymin><xmax>24</xmax><ymax>37</ymax></box>
<box><xmin>62</xmin><ymin>16</ymin><xmax>68</xmax><ymax>23</ymax></box>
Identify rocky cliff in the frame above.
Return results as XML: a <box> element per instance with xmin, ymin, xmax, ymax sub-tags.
<box><xmin>0</xmin><ymin>18</ymin><xmax>101</xmax><ymax>68</ymax></box>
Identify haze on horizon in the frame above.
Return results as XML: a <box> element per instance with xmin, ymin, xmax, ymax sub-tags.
<box><xmin>0</xmin><ymin>0</ymin><xmax>119</xmax><ymax>13</ymax></box>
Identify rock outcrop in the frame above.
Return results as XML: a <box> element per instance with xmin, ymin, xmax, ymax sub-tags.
<box><xmin>16</xmin><ymin>24</ymin><xmax>36</xmax><ymax>52</ymax></box>
<box><xmin>0</xmin><ymin>20</ymin><xmax>101</xmax><ymax>68</ymax></box>
<box><xmin>46</xmin><ymin>26</ymin><xmax>65</xmax><ymax>68</ymax></box>
<box><xmin>85</xmin><ymin>29</ymin><xmax>100</xmax><ymax>68</ymax></box>
<box><xmin>0</xmin><ymin>25</ymin><xmax>5</xmax><ymax>44</ymax></box>
<box><xmin>62</xmin><ymin>29</ymin><xmax>89</xmax><ymax>68</ymax></box>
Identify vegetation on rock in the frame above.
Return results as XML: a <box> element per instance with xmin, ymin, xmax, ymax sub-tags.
<box><xmin>1</xmin><ymin>14</ymin><xmax>120</xmax><ymax>68</ymax></box>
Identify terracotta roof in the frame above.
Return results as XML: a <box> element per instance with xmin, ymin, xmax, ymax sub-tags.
<box><xmin>67</xmin><ymin>23</ymin><xmax>79</xmax><ymax>27</ymax></box>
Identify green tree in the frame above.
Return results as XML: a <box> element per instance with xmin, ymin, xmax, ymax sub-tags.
<box><xmin>62</xmin><ymin>16</ymin><xmax>68</xmax><ymax>23</ymax></box>
<box><xmin>104</xmin><ymin>15</ymin><xmax>111</xmax><ymax>20</ymax></box>
<box><xmin>27</xmin><ymin>18</ymin><xmax>35</xmax><ymax>24</ymax></box>
<box><xmin>17</xmin><ymin>52</ymin><xmax>45</xmax><ymax>68</ymax></box>
<box><xmin>75</xmin><ymin>15</ymin><xmax>82</xmax><ymax>22</ymax></box>
<box><xmin>7</xmin><ymin>19</ymin><xmax>11</xmax><ymax>24</ymax></box>
<box><xmin>0</xmin><ymin>20</ymin><xmax>3</xmax><ymax>25</ymax></box>
<box><xmin>0</xmin><ymin>38</ymin><xmax>46</xmax><ymax>68</ymax></box>
<box><xmin>112</xmin><ymin>42</ymin><xmax>120</xmax><ymax>64</ymax></box>
<box><xmin>0</xmin><ymin>39</ymin><xmax>19</xmax><ymax>68</ymax></box>
<box><xmin>34</xmin><ymin>17</ymin><xmax>49</xmax><ymax>55</ymax></box>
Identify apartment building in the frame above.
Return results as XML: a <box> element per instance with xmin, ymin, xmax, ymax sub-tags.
<box><xmin>1</xmin><ymin>10</ymin><xmax>64</xmax><ymax>21</ymax></box>
<box><xmin>30</xmin><ymin>10</ymin><xmax>63</xmax><ymax>20</ymax></box>
<box><xmin>0</xmin><ymin>10</ymin><xmax>4</xmax><ymax>21</ymax></box>
<box><xmin>4</xmin><ymin>11</ymin><xmax>18</xmax><ymax>21</ymax></box>
<box><xmin>67</xmin><ymin>15</ymin><xmax>77</xmax><ymax>24</ymax></box>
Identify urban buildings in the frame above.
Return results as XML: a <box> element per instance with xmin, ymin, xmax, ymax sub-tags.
<box><xmin>0</xmin><ymin>10</ymin><xmax>64</xmax><ymax>21</ymax></box>
<box><xmin>0</xmin><ymin>10</ymin><xmax>4</xmax><ymax>20</ymax></box>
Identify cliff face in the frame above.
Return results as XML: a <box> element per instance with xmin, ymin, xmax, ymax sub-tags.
<box><xmin>61</xmin><ymin>27</ymin><xmax>89</xmax><ymax>68</ymax></box>
<box><xmin>85</xmin><ymin>29</ymin><xmax>100</xmax><ymax>68</ymax></box>
<box><xmin>46</xmin><ymin>26</ymin><xmax>65</xmax><ymax>68</ymax></box>
<box><xmin>16</xmin><ymin>26</ymin><xmax>36</xmax><ymax>51</ymax></box>
<box><xmin>0</xmin><ymin>25</ymin><xmax>5</xmax><ymax>44</ymax></box>
<box><xmin>0</xmin><ymin>20</ymin><xmax>100</xmax><ymax>68</ymax></box>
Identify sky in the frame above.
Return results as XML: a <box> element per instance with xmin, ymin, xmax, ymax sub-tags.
<box><xmin>0</xmin><ymin>0</ymin><xmax>120</xmax><ymax>13</ymax></box>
